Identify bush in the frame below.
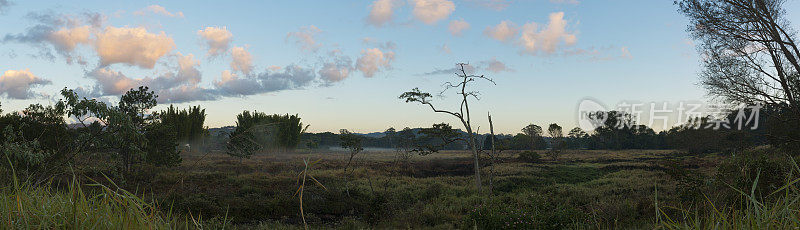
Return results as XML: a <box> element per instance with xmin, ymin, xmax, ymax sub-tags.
<box><xmin>715</xmin><ymin>147</ymin><xmax>792</xmax><ymax>200</ymax></box>
<box><xmin>518</xmin><ymin>151</ymin><xmax>541</xmax><ymax>163</ymax></box>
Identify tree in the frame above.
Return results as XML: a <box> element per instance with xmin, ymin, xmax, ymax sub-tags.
<box><xmin>117</xmin><ymin>87</ymin><xmax>158</xmax><ymax>172</ymax></box>
<box><xmin>384</xmin><ymin>127</ymin><xmax>397</xmax><ymax>148</ymax></box>
<box><xmin>547</xmin><ymin>123</ymin><xmax>564</xmax><ymax>161</ymax></box>
<box><xmin>119</xmin><ymin>86</ymin><xmax>157</xmax><ymax>127</ymax></box>
<box><xmin>339</xmin><ymin>129</ymin><xmax>363</xmax><ymax>173</ymax></box>
<box><xmin>414</xmin><ymin>123</ymin><xmax>462</xmax><ymax>155</ymax></box>
<box><xmin>226</xmin><ymin>111</ymin><xmax>307</xmax><ymax>158</ymax></box>
<box><xmin>567</xmin><ymin>127</ymin><xmax>588</xmax><ymax>149</ymax></box>
<box><xmin>677</xmin><ymin>0</ymin><xmax>800</xmax><ymax>144</ymax></box>
<box><xmin>396</xmin><ymin>127</ymin><xmax>416</xmax><ymax>163</ymax></box>
<box><xmin>521</xmin><ymin>124</ymin><xmax>543</xmax><ymax>150</ymax></box>
<box><xmin>158</xmin><ymin>105</ymin><xmax>208</xmax><ymax>144</ymax></box>
<box><xmin>399</xmin><ymin>63</ymin><xmax>495</xmax><ymax>191</ymax></box>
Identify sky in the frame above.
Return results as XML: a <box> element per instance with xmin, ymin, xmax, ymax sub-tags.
<box><xmin>1</xmin><ymin>0</ymin><xmax>798</xmax><ymax>134</ymax></box>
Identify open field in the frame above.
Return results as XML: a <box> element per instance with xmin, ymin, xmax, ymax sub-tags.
<box><xmin>93</xmin><ymin>149</ymin><xmax>720</xmax><ymax>229</ymax></box>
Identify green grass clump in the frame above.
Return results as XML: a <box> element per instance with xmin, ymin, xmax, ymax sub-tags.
<box><xmin>0</xmin><ymin>165</ymin><xmax>229</xmax><ymax>229</ymax></box>
<box><xmin>658</xmin><ymin>158</ymin><xmax>800</xmax><ymax>229</ymax></box>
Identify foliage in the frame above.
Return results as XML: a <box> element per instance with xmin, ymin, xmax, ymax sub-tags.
<box><xmin>659</xmin><ymin>152</ymin><xmax>800</xmax><ymax>229</ymax></box>
<box><xmin>413</xmin><ymin>123</ymin><xmax>463</xmax><ymax>155</ymax></box>
<box><xmin>227</xmin><ymin>111</ymin><xmax>306</xmax><ymax>158</ymax></box>
<box><xmin>521</xmin><ymin>124</ymin><xmax>543</xmax><ymax>151</ymax></box>
<box><xmin>157</xmin><ymin>105</ymin><xmax>208</xmax><ymax>143</ymax></box>
<box><xmin>144</xmin><ymin>121</ymin><xmax>182</xmax><ymax>167</ymax></box>
<box><xmin>339</xmin><ymin>129</ymin><xmax>363</xmax><ymax>172</ymax></box>
<box><xmin>517</xmin><ymin>151</ymin><xmax>541</xmax><ymax>163</ymax></box>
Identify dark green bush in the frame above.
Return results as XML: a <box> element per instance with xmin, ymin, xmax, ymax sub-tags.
<box><xmin>518</xmin><ymin>151</ymin><xmax>541</xmax><ymax>163</ymax></box>
<box><xmin>715</xmin><ymin>147</ymin><xmax>792</xmax><ymax>201</ymax></box>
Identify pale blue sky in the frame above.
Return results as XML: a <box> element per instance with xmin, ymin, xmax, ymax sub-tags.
<box><xmin>1</xmin><ymin>0</ymin><xmax>798</xmax><ymax>134</ymax></box>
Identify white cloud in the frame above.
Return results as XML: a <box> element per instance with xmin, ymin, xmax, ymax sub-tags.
<box><xmin>95</xmin><ymin>26</ymin><xmax>175</xmax><ymax>68</ymax></box>
<box><xmin>0</xmin><ymin>69</ymin><xmax>51</xmax><ymax>99</ymax></box>
<box><xmin>48</xmin><ymin>25</ymin><xmax>91</xmax><ymax>53</ymax></box>
<box><xmin>367</xmin><ymin>0</ymin><xmax>401</xmax><ymax>27</ymax></box>
<box><xmin>356</xmin><ymin>48</ymin><xmax>395</xmax><ymax>77</ymax></box>
<box><xmin>286</xmin><ymin>25</ymin><xmax>322</xmax><ymax>52</ymax></box>
<box><xmin>410</xmin><ymin>0</ymin><xmax>455</xmax><ymax>25</ymax></box>
<box><xmin>440</xmin><ymin>43</ymin><xmax>451</xmax><ymax>54</ymax></box>
<box><xmin>480</xmin><ymin>58</ymin><xmax>513</xmax><ymax>73</ymax></box>
<box><xmin>0</xmin><ymin>0</ymin><xmax>11</xmax><ymax>14</ymax></box>
<box><xmin>518</xmin><ymin>12</ymin><xmax>577</xmax><ymax>55</ymax></box>
<box><xmin>318</xmin><ymin>54</ymin><xmax>354</xmax><ymax>83</ymax></box>
<box><xmin>87</xmin><ymin>67</ymin><xmax>140</xmax><ymax>95</ymax></box>
<box><xmin>448</xmin><ymin>19</ymin><xmax>470</xmax><ymax>36</ymax></box>
<box><xmin>85</xmin><ymin>53</ymin><xmax>216</xmax><ymax>103</ymax></box>
<box><xmin>198</xmin><ymin>26</ymin><xmax>233</xmax><ymax>58</ymax></box>
<box><xmin>230</xmin><ymin>46</ymin><xmax>253</xmax><ymax>75</ymax></box>
<box><xmin>133</xmin><ymin>5</ymin><xmax>184</xmax><ymax>18</ymax></box>
<box><xmin>214</xmin><ymin>65</ymin><xmax>316</xmax><ymax>96</ymax></box>
<box><xmin>484</xmin><ymin>20</ymin><xmax>518</xmax><ymax>42</ymax></box>
<box><xmin>2</xmin><ymin>12</ymin><xmax>103</xmax><ymax>64</ymax></box>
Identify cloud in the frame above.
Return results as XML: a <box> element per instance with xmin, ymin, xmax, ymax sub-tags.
<box><xmin>357</xmin><ymin>48</ymin><xmax>395</xmax><ymax>77</ymax></box>
<box><xmin>0</xmin><ymin>0</ymin><xmax>12</xmax><ymax>14</ymax></box>
<box><xmin>480</xmin><ymin>58</ymin><xmax>513</xmax><ymax>73</ymax></box>
<box><xmin>448</xmin><ymin>19</ymin><xmax>469</xmax><ymax>36</ymax></box>
<box><xmin>230</xmin><ymin>46</ymin><xmax>253</xmax><ymax>75</ymax></box>
<box><xmin>466</xmin><ymin>0</ymin><xmax>510</xmax><ymax>11</ymax></box>
<box><xmin>198</xmin><ymin>26</ymin><xmax>233</xmax><ymax>58</ymax></box>
<box><xmin>95</xmin><ymin>26</ymin><xmax>175</xmax><ymax>68</ymax></box>
<box><xmin>0</xmin><ymin>69</ymin><xmax>51</xmax><ymax>99</ymax></box>
<box><xmin>133</xmin><ymin>5</ymin><xmax>184</xmax><ymax>18</ymax></box>
<box><xmin>420</xmin><ymin>63</ymin><xmax>475</xmax><ymax>76</ymax></box>
<box><xmin>484</xmin><ymin>20</ymin><xmax>518</xmax><ymax>42</ymax></box>
<box><xmin>86</xmin><ymin>67</ymin><xmax>140</xmax><ymax>95</ymax></box>
<box><xmin>48</xmin><ymin>25</ymin><xmax>91</xmax><ymax>53</ymax></box>
<box><xmin>318</xmin><ymin>54</ymin><xmax>354</xmax><ymax>83</ymax></box>
<box><xmin>214</xmin><ymin>65</ymin><xmax>316</xmax><ymax>96</ymax></box>
<box><xmin>550</xmin><ymin>0</ymin><xmax>579</xmax><ymax>5</ymax></box>
<box><xmin>85</xmin><ymin>53</ymin><xmax>217</xmax><ymax>103</ymax></box>
<box><xmin>518</xmin><ymin>12</ymin><xmax>577</xmax><ymax>55</ymax></box>
<box><xmin>440</xmin><ymin>43</ymin><xmax>451</xmax><ymax>54</ymax></box>
<box><xmin>367</xmin><ymin>0</ymin><xmax>401</xmax><ymax>27</ymax></box>
<box><xmin>2</xmin><ymin>11</ymin><xmax>103</xmax><ymax>64</ymax></box>
<box><xmin>286</xmin><ymin>25</ymin><xmax>322</xmax><ymax>52</ymax></box>
<box><xmin>411</xmin><ymin>0</ymin><xmax>455</xmax><ymax>25</ymax></box>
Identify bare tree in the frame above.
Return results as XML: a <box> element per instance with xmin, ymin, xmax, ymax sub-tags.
<box><xmin>399</xmin><ymin>63</ymin><xmax>495</xmax><ymax>192</ymax></box>
<box><xmin>677</xmin><ymin>0</ymin><xmax>800</xmax><ymax>116</ymax></box>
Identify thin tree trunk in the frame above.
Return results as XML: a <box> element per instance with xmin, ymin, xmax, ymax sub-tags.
<box><xmin>488</xmin><ymin>112</ymin><xmax>495</xmax><ymax>195</ymax></box>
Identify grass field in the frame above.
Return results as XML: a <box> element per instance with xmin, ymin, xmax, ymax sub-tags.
<box><xmin>94</xmin><ymin>149</ymin><xmax>716</xmax><ymax>229</ymax></box>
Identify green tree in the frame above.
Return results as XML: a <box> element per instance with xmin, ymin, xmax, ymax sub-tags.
<box><xmin>339</xmin><ymin>129</ymin><xmax>363</xmax><ymax>173</ymax></box>
<box><xmin>547</xmin><ymin>123</ymin><xmax>564</xmax><ymax>161</ymax></box>
<box><xmin>521</xmin><ymin>124</ymin><xmax>543</xmax><ymax>150</ymax></box>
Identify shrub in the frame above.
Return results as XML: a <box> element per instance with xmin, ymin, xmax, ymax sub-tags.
<box><xmin>714</xmin><ymin>147</ymin><xmax>792</xmax><ymax>201</ymax></box>
<box><xmin>518</xmin><ymin>151</ymin><xmax>541</xmax><ymax>163</ymax></box>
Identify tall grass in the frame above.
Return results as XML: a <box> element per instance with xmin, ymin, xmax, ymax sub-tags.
<box><xmin>0</xmin><ymin>165</ymin><xmax>225</xmax><ymax>229</ymax></box>
<box><xmin>658</xmin><ymin>158</ymin><xmax>800</xmax><ymax>229</ymax></box>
